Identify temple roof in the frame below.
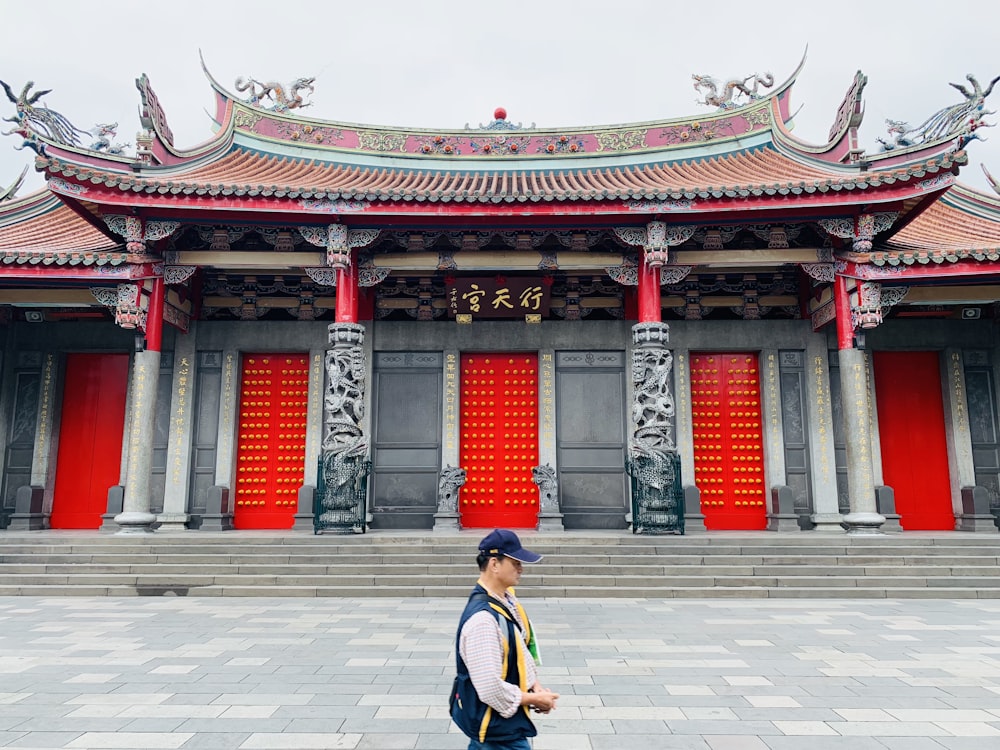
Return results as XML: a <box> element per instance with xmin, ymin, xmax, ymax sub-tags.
<box><xmin>35</xmin><ymin>143</ymin><xmax>968</xmax><ymax>208</ymax></box>
<box><xmin>0</xmin><ymin>190</ymin><xmax>125</xmax><ymax>265</ymax></box>
<box><xmin>21</xmin><ymin>61</ymin><xmax>974</xmax><ymax>219</ymax></box>
<box><xmin>873</xmin><ymin>183</ymin><xmax>1000</xmax><ymax>265</ymax></box>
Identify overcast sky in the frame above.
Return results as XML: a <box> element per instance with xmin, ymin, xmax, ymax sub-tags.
<box><xmin>2</xmin><ymin>0</ymin><xmax>999</xmax><ymax>196</ymax></box>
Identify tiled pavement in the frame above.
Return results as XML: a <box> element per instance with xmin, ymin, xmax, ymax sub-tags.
<box><xmin>1</xmin><ymin>597</ymin><xmax>999</xmax><ymax>749</ymax></box>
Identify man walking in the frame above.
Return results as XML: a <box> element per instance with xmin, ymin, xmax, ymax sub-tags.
<box><xmin>451</xmin><ymin>529</ymin><xmax>560</xmax><ymax>749</ymax></box>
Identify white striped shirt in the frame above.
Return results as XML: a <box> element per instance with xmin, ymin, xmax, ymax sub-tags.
<box><xmin>458</xmin><ymin>591</ymin><xmax>537</xmax><ymax>718</ymax></box>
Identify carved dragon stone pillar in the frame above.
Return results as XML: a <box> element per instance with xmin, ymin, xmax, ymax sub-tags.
<box><xmin>609</xmin><ymin>222</ymin><xmax>695</xmax><ymax>533</ymax></box>
<box><xmin>317</xmin><ymin>323</ymin><xmax>371</xmax><ymax>532</ymax></box>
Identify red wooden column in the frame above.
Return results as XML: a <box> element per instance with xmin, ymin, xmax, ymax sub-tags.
<box><xmin>833</xmin><ymin>273</ymin><xmax>854</xmax><ymax>351</ymax></box>
<box><xmin>335</xmin><ymin>254</ymin><xmax>358</xmax><ymax>323</ymax></box>
<box><xmin>145</xmin><ymin>276</ymin><xmax>165</xmax><ymax>352</ymax></box>
<box><xmin>637</xmin><ymin>249</ymin><xmax>662</xmax><ymax>323</ymax></box>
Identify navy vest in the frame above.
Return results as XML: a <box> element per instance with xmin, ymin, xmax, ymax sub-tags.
<box><xmin>450</xmin><ymin>585</ymin><xmax>537</xmax><ymax>742</ymax></box>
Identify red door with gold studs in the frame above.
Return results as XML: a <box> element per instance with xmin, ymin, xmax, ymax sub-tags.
<box><xmin>690</xmin><ymin>353</ymin><xmax>767</xmax><ymax>530</ymax></box>
<box><xmin>233</xmin><ymin>354</ymin><xmax>308</xmax><ymax>529</ymax></box>
<box><xmin>459</xmin><ymin>353</ymin><xmax>539</xmax><ymax>528</ymax></box>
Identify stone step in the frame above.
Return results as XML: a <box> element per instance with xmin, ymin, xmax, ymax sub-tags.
<box><xmin>0</xmin><ymin>583</ymin><xmax>997</xmax><ymax>599</ymax></box>
<box><xmin>3</xmin><ymin>532</ymin><xmax>999</xmax><ymax>598</ymax></box>
<box><xmin>3</xmin><ymin>562</ymin><xmax>999</xmax><ymax>578</ymax></box>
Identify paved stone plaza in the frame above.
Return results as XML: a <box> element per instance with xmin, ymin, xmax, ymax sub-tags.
<box><xmin>1</xmin><ymin>597</ymin><xmax>999</xmax><ymax>749</ymax></box>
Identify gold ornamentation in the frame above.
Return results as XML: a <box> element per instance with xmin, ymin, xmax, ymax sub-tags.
<box><xmin>595</xmin><ymin>130</ymin><xmax>647</xmax><ymax>152</ymax></box>
<box><xmin>743</xmin><ymin>107</ymin><xmax>771</xmax><ymax>131</ymax></box>
<box><xmin>358</xmin><ymin>131</ymin><xmax>408</xmax><ymax>153</ymax></box>
<box><xmin>234</xmin><ymin>110</ymin><xmax>264</xmax><ymax>129</ymax></box>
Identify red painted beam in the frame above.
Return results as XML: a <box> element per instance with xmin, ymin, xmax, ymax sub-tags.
<box><xmin>838</xmin><ymin>258</ymin><xmax>1000</xmax><ymax>280</ymax></box>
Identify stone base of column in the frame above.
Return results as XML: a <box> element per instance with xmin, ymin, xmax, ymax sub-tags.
<box><xmin>8</xmin><ymin>486</ymin><xmax>47</xmax><ymax>530</ymax></box>
<box><xmin>766</xmin><ymin>513</ymin><xmax>801</xmax><ymax>532</ymax></box>
<box><xmin>537</xmin><ymin>512</ymin><xmax>564</xmax><ymax>532</ymax></box>
<box><xmin>959</xmin><ymin>487</ymin><xmax>998</xmax><ymax>532</ymax></box>
<box><xmin>113</xmin><ymin>511</ymin><xmax>157</xmax><ymax>534</ymax></box>
<box><xmin>7</xmin><ymin>512</ymin><xmax>47</xmax><ymax>531</ymax></box>
<box><xmin>683</xmin><ymin>486</ymin><xmax>706</xmax><ymax>534</ymax></box>
<box><xmin>810</xmin><ymin>513</ymin><xmax>846</xmax><ymax>533</ymax></box>
<box><xmin>433</xmin><ymin>511</ymin><xmax>461</xmax><ymax>532</ymax></box>
<box><xmin>292</xmin><ymin>486</ymin><xmax>316</xmax><ymax>531</ymax></box>
<box><xmin>879</xmin><ymin>513</ymin><xmax>903</xmax><ymax>533</ymax></box>
<box><xmin>100</xmin><ymin>486</ymin><xmax>125</xmax><ymax>531</ymax></box>
<box><xmin>958</xmin><ymin>514</ymin><xmax>998</xmax><ymax>533</ymax></box>
<box><xmin>199</xmin><ymin>514</ymin><xmax>234</xmax><ymax>532</ymax></box>
<box><xmin>768</xmin><ymin>486</ymin><xmax>801</xmax><ymax>532</ymax></box>
<box><xmin>156</xmin><ymin>513</ymin><xmax>190</xmax><ymax>532</ymax></box>
<box><xmin>841</xmin><ymin>511</ymin><xmax>885</xmax><ymax>535</ymax></box>
<box><xmin>200</xmin><ymin>486</ymin><xmax>234</xmax><ymax>531</ymax></box>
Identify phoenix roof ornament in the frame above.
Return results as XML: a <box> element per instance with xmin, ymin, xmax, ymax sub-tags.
<box><xmin>878</xmin><ymin>73</ymin><xmax>1000</xmax><ymax>151</ymax></box>
<box><xmin>0</xmin><ymin>80</ymin><xmax>89</xmax><ymax>154</ymax></box>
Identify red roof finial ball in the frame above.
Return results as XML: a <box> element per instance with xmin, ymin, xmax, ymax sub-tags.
<box><xmin>494</xmin><ymin>107</ymin><xmax>507</xmax><ymax>121</ymax></box>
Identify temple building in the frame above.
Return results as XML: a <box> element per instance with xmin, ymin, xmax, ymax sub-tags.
<box><xmin>0</xmin><ymin>60</ymin><xmax>998</xmax><ymax>535</ymax></box>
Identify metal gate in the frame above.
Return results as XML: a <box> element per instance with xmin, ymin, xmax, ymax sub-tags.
<box><xmin>233</xmin><ymin>354</ymin><xmax>308</xmax><ymax>529</ymax></box>
<box><xmin>690</xmin><ymin>353</ymin><xmax>767</xmax><ymax>530</ymax></box>
<box><xmin>459</xmin><ymin>353</ymin><xmax>539</xmax><ymax>528</ymax></box>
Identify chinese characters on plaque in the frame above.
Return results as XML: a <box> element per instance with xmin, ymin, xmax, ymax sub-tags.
<box><xmin>447</xmin><ymin>277</ymin><xmax>551</xmax><ymax>319</ymax></box>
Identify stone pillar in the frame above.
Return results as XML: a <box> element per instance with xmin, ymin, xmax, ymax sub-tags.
<box><xmin>202</xmin><ymin>348</ymin><xmax>238</xmax><ymax>531</ymax></box>
<box><xmin>761</xmin><ymin>349</ymin><xmax>797</xmax><ymax>531</ymax></box>
<box><xmin>535</xmin><ymin>349</ymin><xmax>563</xmax><ymax>531</ymax></box>
<box><xmin>158</xmin><ymin>325</ymin><xmax>196</xmax><ymax>531</ymax></box>
<box><xmin>944</xmin><ymin>348</ymin><xmax>993</xmax><ymax>531</ymax></box>
<box><xmin>672</xmin><ymin>347</ymin><xmax>705</xmax><ymax>533</ymax></box>
<box><xmin>315</xmin><ymin>323</ymin><xmax>369</xmax><ymax>533</ymax></box>
<box><xmin>434</xmin><ymin>350</ymin><xmax>462</xmax><ymax>531</ymax></box>
<box><xmin>116</xmin><ymin>276</ymin><xmax>165</xmax><ymax>533</ymax></box>
<box><xmin>834</xmin><ymin>274</ymin><xmax>884</xmax><ymax>534</ymax></box>
<box><xmin>8</xmin><ymin>352</ymin><xmax>57</xmax><ymax>531</ymax></box>
<box><xmin>804</xmin><ymin>338</ymin><xmax>842</xmax><ymax>531</ymax></box>
<box><xmin>629</xmin><ymin>322</ymin><xmax>685</xmax><ymax>534</ymax></box>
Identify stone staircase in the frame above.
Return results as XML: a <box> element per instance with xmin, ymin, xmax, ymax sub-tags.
<box><xmin>1</xmin><ymin>531</ymin><xmax>1000</xmax><ymax>598</ymax></box>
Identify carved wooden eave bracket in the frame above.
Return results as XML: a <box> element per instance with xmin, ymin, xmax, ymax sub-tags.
<box><xmin>609</xmin><ymin>221</ymin><xmax>696</xmax><ymax>284</ymax></box>
<box><xmin>849</xmin><ymin>281</ymin><xmax>910</xmax><ymax>329</ymax></box>
<box><xmin>818</xmin><ymin>212</ymin><xmax>899</xmax><ymax>253</ymax></box>
<box><xmin>104</xmin><ymin>215</ymin><xmax>181</xmax><ymax>253</ymax></box>
<box><xmin>91</xmin><ymin>282</ymin><xmax>146</xmax><ymax>330</ymax></box>
<box><xmin>163</xmin><ymin>265</ymin><xmax>197</xmax><ymax>285</ymax></box>
<box><xmin>801</xmin><ymin>262</ymin><xmax>835</xmax><ymax>283</ymax></box>
<box><xmin>303</xmin><ymin>256</ymin><xmax>390</xmax><ymax>288</ymax></box>
<box><xmin>298</xmin><ymin>224</ymin><xmax>382</xmax><ymax>270</ymax></box>
<box><xmin>606</xmin><ymin>259</ymin><xmax>694</xmax><ymax>287</ymax></box>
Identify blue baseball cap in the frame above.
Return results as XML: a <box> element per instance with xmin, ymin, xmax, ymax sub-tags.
<box><xmin>478</xmin><ymin>529</ymin><xmax>542</xmax><ymax>564</ymax></box>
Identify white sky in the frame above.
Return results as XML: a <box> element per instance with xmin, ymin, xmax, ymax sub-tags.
<box><xmin>2</xmin><ymin>0</ymin><xmax>999</xmax><ymax>196</ymax></box>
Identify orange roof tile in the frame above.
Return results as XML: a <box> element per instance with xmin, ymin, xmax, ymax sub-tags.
<box><xmin>874</xmin><ymin>186</ymin><xmax>1000</xmax><ymax>264</ymax></box>
<box><xmin>40</xmin><ymin>145</ymin><xmax>965</xmax><ymax>205</ymax></box>
<box><xmin>0</xmin><ymin>192</ymin><xmax>125</xmax><ymax>263</ymax></box>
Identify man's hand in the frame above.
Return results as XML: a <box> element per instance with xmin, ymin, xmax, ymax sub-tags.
<box><xmin>523</xmin><ymin>687</ymin><xmax>560</xmax><ymax>713</ymax></box>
